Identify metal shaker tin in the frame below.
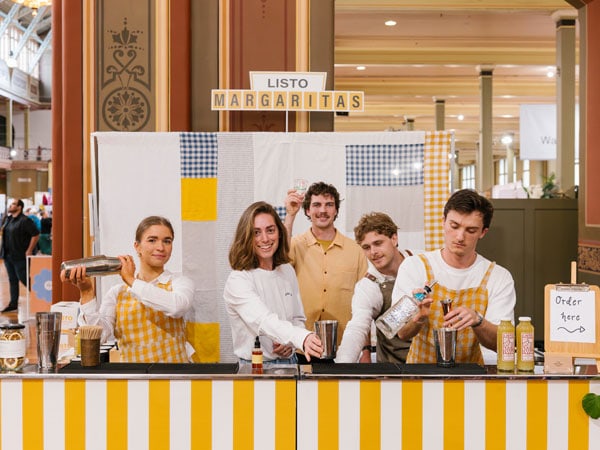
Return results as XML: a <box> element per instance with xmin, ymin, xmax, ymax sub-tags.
<box><xmin>60</xmin><ymin>255</ymin><xmax>122</xmax><ymax>277</ymax></box>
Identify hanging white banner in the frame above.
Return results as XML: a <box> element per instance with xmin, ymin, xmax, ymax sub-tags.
<box><xmin>519</xmin><ymin>104</ymin><xmax>556</xmax><ymax>160</ymax></box>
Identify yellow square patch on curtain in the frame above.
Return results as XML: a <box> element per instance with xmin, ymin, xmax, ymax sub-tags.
<box><xmin>186</xmin><ymin>322</ymin><xmax>220</xmax><ymax>362</ymax></box>
<box><xmin>181</xmin><ymin>178</ymin><xmax>217</xmax><ymax>221</ymax></box>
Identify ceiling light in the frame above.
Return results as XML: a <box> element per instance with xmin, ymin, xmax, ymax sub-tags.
<box><xmin>547</xmin><ymin>70</ymin><xmax>555</xmax><ymax>78</ymax></box>
<box><xmin>6</xmin><ymin>51</ymin><xmax>17</xmax><ymax>68</ymax></box>
<box><xmin>501</xmin><ymin>134</ymin><xmax>513</xmax><ymax>146</ymax></box>
<box><xmin>457</xmin><ymin>114</ymin><xmax>464</xmax><ymax>121</ymax></box>
<box><xmin>385</xmin><ymin>20</ymin><xmax>397</xmax><ymax>27</ymax></box>
<box><xmin>13</xmin><ymin>1</ymin><xmax>51</xmax><ymax>16</ymax></box>
<box><xmin>356</xmin><ymin>66</ymin><xmax>366</xmax><ymax>71</ymax></box>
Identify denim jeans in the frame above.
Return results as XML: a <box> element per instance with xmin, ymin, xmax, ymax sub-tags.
<box><xmin>4</xmin><ymin>257</ymin><xmax>27</xmax><ymax>306</ymax></box>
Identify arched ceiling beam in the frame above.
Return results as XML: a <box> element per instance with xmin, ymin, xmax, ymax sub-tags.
<box><xmin>0</xmin><ymin>3</ymin><xmax>21</xmax><ymax>41</ymax></box>
<box><xmin>12</xmin><ymin>5</ymin><xmax>47</xmax><ymax>59</ymax></box>
<box><xmin>29</xmin><ymin>28</ymin><xmax>50</xmax><ymax>72</ymax></box>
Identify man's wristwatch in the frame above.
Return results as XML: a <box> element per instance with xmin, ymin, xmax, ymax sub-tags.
<box><xmin>472</xmin><ymin>311</ymin><xmax>484</xmax><ymax>328</ymax></box>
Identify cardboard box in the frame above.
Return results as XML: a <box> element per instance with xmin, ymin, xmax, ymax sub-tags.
<box><xmin>58</xmin><ymin>329</ymin><xmax>76</xmax><ymax>361</ymax></box>
<box><xmin>50</xmin><ymin>301</ymin><xmax>80</xmax><ymax>330</ymax></box>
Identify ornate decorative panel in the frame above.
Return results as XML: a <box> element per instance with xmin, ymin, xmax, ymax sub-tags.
<box><xmin>96</xmin><ymin>1</ymin><xmax>155</xmax><ymax>131</ymax></box>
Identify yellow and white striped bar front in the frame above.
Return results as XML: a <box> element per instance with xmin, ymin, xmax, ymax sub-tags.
<box><xmin>2</xmin><ymin>377</ymin><xmax>600</xmax><ymax>449</ymax></box>
<box><xmin>0</xmin><ymin>378</ymin><xmax>296</xmax><ymax>450</ymax></box>
<box><xmin>297</xmin><ymin>379</ymin><xmax>600</xmax><ymax>450</ymax></box>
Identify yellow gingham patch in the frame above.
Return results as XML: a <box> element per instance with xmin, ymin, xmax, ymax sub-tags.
<box><xmin>424</xmin><ymin>131</ymin><xmax>452</xmax><ymax>251</ymax></box>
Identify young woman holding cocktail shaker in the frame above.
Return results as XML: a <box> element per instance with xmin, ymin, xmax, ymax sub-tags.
<box><xmin>60</xmin><ymin>216</ymin><xmax>195</xmax><ymax>362</ymax></box>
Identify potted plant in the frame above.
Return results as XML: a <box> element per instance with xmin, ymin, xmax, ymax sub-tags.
<box><xmin>541</xmin><ymin>173</ymin><xmax>560</xmax><ymax>198</ymax></box>
<box><xmin>582</xmin><ymin>392</ymin><xmax>600</xmax><ymax>419</ymax></box>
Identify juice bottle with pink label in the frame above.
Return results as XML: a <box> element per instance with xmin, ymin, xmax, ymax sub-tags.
<box><xmin>516</xmin><ymin>317</ymin><xmax>535</xmax><ymax>372</ymax></box>
<box><xmin>496</xmin><ymin>319</ymin><xmax>515</xmax><ymax>372</ymax></box>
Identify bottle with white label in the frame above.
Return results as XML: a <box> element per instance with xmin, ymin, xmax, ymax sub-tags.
<box><xmin>375</xmin><ymin>281</ymin><xmax>437</xmax><ymax>340</ymax></box>
<box><xmin>516</xmin><ymin>316</ymin><xmax>535</xmax><ymax>372</ymax></box>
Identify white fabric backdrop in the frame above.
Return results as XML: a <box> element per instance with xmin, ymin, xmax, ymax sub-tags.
<box><xmin>93</xmin><ymin>131</ymin><xmax>434</xmax><ymax>361</ymax></box>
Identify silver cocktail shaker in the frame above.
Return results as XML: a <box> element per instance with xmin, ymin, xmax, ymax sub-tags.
<box><xmin>375</xmin><ymin>280</ymin><xmax>438</xmax><ymax>339</ymax></box>
<box><xmin>60</xmin><ymin>255</ymin><xmax>122</xmax><ymax>277</ymax></box>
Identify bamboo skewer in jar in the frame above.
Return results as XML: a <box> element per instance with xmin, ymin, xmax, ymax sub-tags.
<box><xmin>79</xmin><ymin>325</ymin><xmax>103</xmax><ymax>366</ymax></box>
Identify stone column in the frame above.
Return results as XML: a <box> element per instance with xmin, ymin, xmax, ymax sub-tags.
<box><xmin>506</xmin><ymin>145</ymin><xmax>515</xmax><ymax>183</ymax></box>
<box><xmin>24</xmin><ymin>106</ymin><xmax>30</xmax><ymax>151</ymax></box>
<box><xmin>552</xmin><ymin>10</ymin><xmax>578</xmax><ymax>193</ymax></box>
<box><xmin>477</xmin><ymin>66</ymin><xmax>494</xmax><ymax>192</ymax></box>
<box><xmin>434</xmin><ymin>98</ymin><xmax>445</xmax><ymax>131</ymax></box>
<box><xmin>6</xmin><ymin>99</ymin><xmax>12</xmax><ymax>148</ymax></box>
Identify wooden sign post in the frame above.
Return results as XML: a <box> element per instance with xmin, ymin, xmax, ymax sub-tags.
<box><xmin>544</xmin><ymin>282</ymin><xmax>600</xmax><ymax>373</ymax></box>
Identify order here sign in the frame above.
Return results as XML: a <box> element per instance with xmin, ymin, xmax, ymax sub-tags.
<box><xmin>211</xmin><ymin>71</ymin><xmax>364</xmax><ymax>112</ymax></box>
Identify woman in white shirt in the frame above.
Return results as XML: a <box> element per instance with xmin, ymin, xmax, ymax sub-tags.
<box><xmin>224</xmin><ymin>201</ymin><xmax>323</xmax><ymax>363</ymax></box>
<box><xmin>61</xmin><ymin>216</ymin><xmax>194</xmax><ymax>362</ymax></box>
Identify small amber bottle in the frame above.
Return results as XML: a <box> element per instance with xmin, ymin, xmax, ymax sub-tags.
<box><xmin>252</xmin><ymin>336</ymin><xmax>263</xmax><ymax>374</ymax></box>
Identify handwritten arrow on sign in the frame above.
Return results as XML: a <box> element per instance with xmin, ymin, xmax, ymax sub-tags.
<box><xmin>557</xmin><ymin>326</ymin><xmax>586</xmax><ymax>333</ymax></box>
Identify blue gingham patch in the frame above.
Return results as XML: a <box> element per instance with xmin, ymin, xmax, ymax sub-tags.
<box><xmin>180</xmin><ymin>132</ymin><xmax>218</xmax><ymax>178</ymax></box>
<box><xmin>346</xmin><ymin>143</ymin><xmax>424</xmax><ymax>186</ymax></box>
<box><xmin>275</xmin><ymin>206</ymin><xmax>287</xmax><ymax>221</ymax></box>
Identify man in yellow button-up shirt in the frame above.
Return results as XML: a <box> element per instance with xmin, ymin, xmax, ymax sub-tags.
<box><xmin>284</xmin><ymin>182</ymin><xmax>367</xmax><ymax>357</ymax></box>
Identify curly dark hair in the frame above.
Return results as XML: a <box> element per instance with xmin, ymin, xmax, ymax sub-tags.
<box><xmin>228</xmin><ymin>201</ymin><xmax>290</xmax><ymax>271</ymax></box>
<box><xmin>302</xmin><ymin>181</ymin><xmax>340</xmax><ymax>220</ymax></box>
<box><xmin>443</xmin><ymin>189</ymin><xmax>494</xmax><ymax>229</ymax></box>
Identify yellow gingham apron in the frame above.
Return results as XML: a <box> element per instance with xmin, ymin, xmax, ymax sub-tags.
<box><xmin>406</xmin><ymin>254</ymin><xmax>495</xmax><ymax>365</ymax></box>
<box><xmin>115</xmin><ymin>280</ymin><xmax>188</xmax><ymax>362</ymax></box>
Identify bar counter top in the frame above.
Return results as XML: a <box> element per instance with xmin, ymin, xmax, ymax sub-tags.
<box><xmin>0</xmin><ymin>361</ymin><xmax>298</xmax><ymax>379</ymax></box>
<box><xmin>2</xmin><ymin>360</ymin><xmax>598</xmax><ymax>380</ymax></box>
<box><xmin>300</xmin><ymin>361</ymin><xmax>600</xmax><ymax>379</ymax></box>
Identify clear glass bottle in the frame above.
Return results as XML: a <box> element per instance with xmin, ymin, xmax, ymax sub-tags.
<box><xmin>496</xmin><ymin>319</ymin><xmax>515</xmax><ymax>372</ymax></box>
<box><xmin>0</xmin><ymin>323</ymin><xmax>27</xmax><ymax>371</ymax></box>
<box><xmin>516</xmin><ymin>316</ymin><xmax>535</xmax><ymax>372</ymax></box>
<box><xmin>375</xmin><ymin>281</ymin><xmax>437</xmax><ymax>340</ymax></box>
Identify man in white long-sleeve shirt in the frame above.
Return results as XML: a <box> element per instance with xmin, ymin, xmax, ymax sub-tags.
<box><xmin>336</xmin><ymin>212</ymin><xmax>419</xmax><ymax>363</ymax></box>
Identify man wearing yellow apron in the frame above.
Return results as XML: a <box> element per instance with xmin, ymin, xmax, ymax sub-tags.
<box><xmin>392</xmin><ymin>189</ymin><xmax>516</xmax><ymax>364</ymax></box>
